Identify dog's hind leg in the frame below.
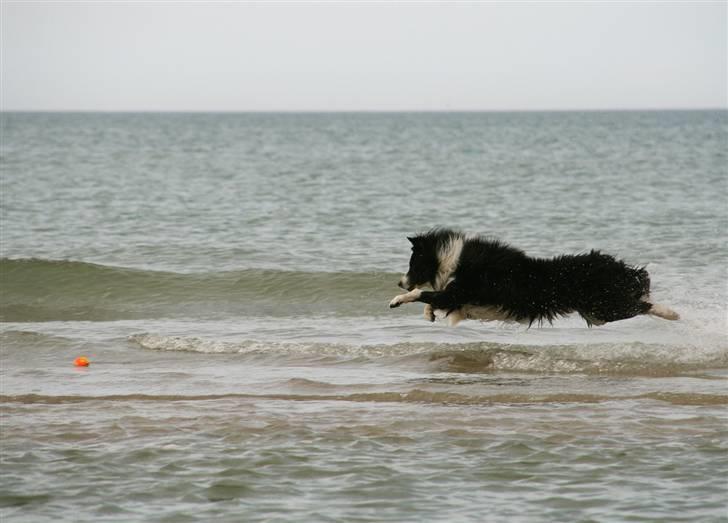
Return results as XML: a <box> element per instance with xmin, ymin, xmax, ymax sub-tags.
<box><xmin>647</xmin><ymin>303</ymin><xmax>680</xmax><ymax>320</ymax></box>
<box><xmin>579</xmin><ymin>312</ymin><xmax>606</xmax><ymax>327</ymax></box>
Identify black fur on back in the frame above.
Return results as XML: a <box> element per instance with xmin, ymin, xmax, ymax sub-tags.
<box><xmin>404</xmin><ymin>228</ymin><xmax>652</xmax><ymax>326</ymax></box>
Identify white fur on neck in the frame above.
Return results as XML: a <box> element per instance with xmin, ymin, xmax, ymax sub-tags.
<box><xmin>434</xmin><ymin>235</ymin><xmax>464</xmax><ymax>290</ymax></box>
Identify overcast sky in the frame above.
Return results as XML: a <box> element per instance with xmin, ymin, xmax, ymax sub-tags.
<box><xmin>1</xmin><ymin>2</ymin><xmax>726</xmax><ymax>111</ymax></box>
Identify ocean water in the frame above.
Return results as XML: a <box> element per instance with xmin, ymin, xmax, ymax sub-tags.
<box><xmin>1</xmin><ymin>111</ymin><xmax>727</xmax><ymax>522</ymax></box>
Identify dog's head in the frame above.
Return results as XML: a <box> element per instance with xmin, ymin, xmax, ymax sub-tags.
<box><xmin>397</xmin><ymin>234</ymin><xmax>439</xmax><ymax>291</ymax></box>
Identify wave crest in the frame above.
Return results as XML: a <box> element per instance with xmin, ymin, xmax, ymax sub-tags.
<box><xmin>129</xmin><ymin>334</ymin><xmax>728</xmax><ymax>377</ymax></box>
<box><xmin>0</xmin><ymin>258</ymin><xmax>398</xmax><ymax>321</ymax></box>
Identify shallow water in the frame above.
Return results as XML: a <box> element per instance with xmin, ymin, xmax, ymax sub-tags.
<box><xmin>1</xmin><ymin>111</ymin><xmax>727</xmax><ymax>522</ymax></box>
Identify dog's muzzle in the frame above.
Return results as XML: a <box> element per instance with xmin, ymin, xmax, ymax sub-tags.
<box><xmin>398</xmin><ymin>275</ymin><xmax>413</xmax><ymax>290</ymax></box>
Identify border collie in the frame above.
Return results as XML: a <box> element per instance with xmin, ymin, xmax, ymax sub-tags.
<box><xmin>389</xmin><ymin>228</ymin><xmax>679</xmax><ymax>327</ymax></box>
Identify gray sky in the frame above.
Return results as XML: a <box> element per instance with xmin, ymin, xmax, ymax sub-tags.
<box><xmin>1</xmin><ymin>1</ymin><xmax>726</xmax><ymax>111</ymax></box>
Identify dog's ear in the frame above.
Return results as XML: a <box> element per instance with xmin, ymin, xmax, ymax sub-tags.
<box><xmin>407</xmin><ymin>235</ymin><xmax>424</xmax><ymax>249</ymax></box>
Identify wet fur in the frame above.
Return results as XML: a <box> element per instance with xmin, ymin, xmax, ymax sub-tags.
<box><xmin>390</xmin><ymin>228</ymin><xmax>679</xmax><ymax>327</ymax></box>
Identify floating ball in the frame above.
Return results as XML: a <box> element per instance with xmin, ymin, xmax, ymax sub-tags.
<box><xmin>74</xmin><ymin>356</ymin><xmax>90</xmax><ymax>367</ymax></box>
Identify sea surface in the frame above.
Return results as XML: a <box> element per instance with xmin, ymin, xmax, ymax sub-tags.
<box><xmin>1</xmin><ymin>111</ymin><xmax>727</xmax><ymax>522</ymax></box>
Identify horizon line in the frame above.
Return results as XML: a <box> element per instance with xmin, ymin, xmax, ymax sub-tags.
<box><xmin>1</xmin><ymin>107</ymin><xmax>726</xmax><ymax>114</ymax></box>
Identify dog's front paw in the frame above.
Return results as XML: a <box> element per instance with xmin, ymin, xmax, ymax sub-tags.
<box><xmin>389</xmin><ymin>295</ymin><xmax>405</xmax><ymax>308</ymax></box>
<box><xmin>424</xmin><ymin>304</ymin><xmax>435</xmax><ymax>322</ymax></box>
<box><xmin>389</xmin><ymin>289</ymin><xmax>421</xmax><ymax>309</ymax></box>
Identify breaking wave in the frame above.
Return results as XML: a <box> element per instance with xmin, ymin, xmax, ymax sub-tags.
<box><xmin>128</xmin><ymin>334</ymin><xmax>728</xmax><ymax>377</ymax></box>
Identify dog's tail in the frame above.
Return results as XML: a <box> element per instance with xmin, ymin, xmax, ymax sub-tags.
<box><xmin>647</xmin><ymin>303</ymin><xmax>680</xmax><ymax>321</ymax></box>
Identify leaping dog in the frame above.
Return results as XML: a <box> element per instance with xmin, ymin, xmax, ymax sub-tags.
<box><xmin>389</xmin><ymin>228</ymin><xmax>679</xmax><ymax>327</ymax></box>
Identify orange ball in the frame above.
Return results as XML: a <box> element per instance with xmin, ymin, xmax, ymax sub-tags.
<box><xmin>74</xmin><ymin>356</ymin><xmax>90</xmax><ymax>367</ymax></box>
